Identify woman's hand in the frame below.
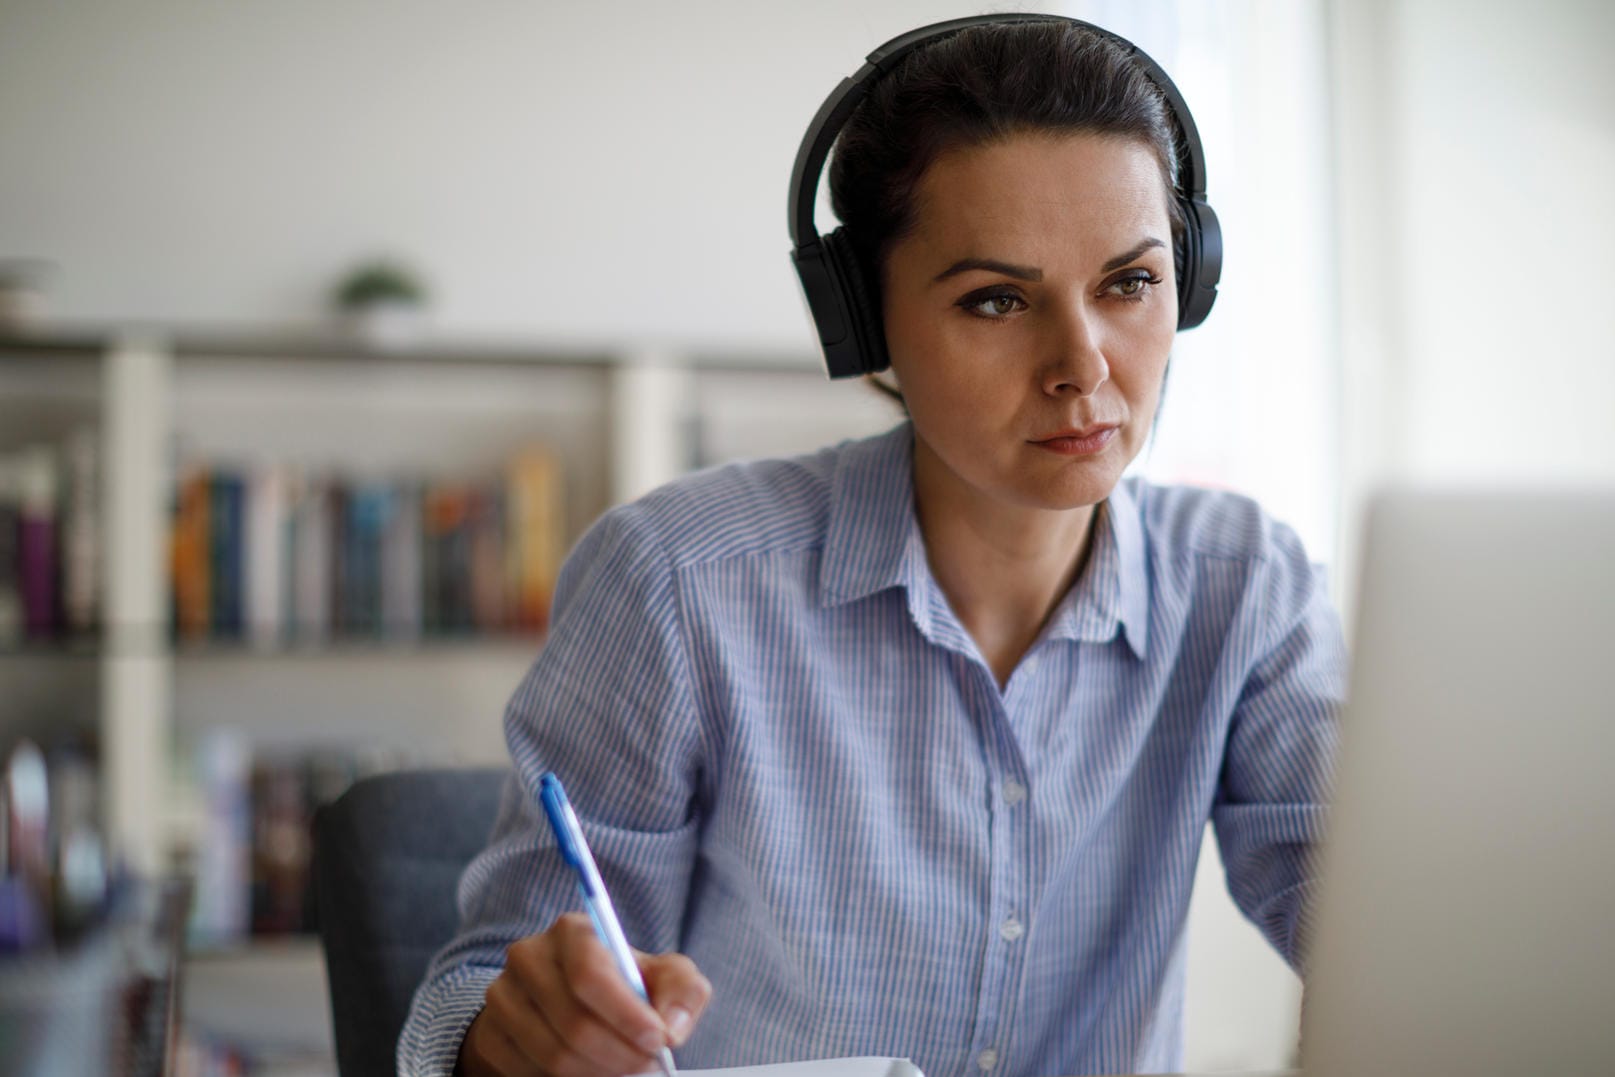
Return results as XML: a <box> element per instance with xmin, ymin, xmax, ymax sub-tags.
<box><xmin>457</xmin><ymin>912</ymin><xmax>712</xmax><ymax>1077</ymax></box>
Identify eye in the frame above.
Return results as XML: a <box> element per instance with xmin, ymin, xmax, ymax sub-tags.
<box><xmin>1107</xmin><ymin>271</ymin><xmax>1164</xmax><ymax>301</ymax></box>
<box><xmin>957</xmin><ymin>289</ymin><xmax>1028</xmax><ymax>320</ymax></box>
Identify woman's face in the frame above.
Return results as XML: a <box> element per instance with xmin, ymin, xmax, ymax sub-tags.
<box><xmin>882</xmin><ymin>131</ymin><xmax>1178</xmax><ymax>516</ymax></box>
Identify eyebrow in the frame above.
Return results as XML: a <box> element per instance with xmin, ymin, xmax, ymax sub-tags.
<box><xmin>933</xmin><ymin>257</ymin><xmax>1042</xmax><ymax>283</ymax></box>
<box><xmin>931</xmin><ymin>237</ymin><xmax>1168</xmax><ymax>284</ymax></box>
<box><xmin>1102</xmin><ymin>237</ymin><xmax>1167</xmax><ymax>273</ymax></box>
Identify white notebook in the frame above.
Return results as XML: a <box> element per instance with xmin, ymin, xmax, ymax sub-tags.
<box><xmin>674</xmin><ymin>1059</ymin><xmax>923</xmax><ymax>1077</ymax></box>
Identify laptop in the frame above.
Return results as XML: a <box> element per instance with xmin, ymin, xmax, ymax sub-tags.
<box><xmin>1301</xmin><ymin>488</ymin><xmax>1615</xmax><ymax>1075</ymax></box>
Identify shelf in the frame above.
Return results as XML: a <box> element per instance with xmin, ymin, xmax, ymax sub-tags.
<box><xmin>0</xmin><ymin>324</ymin><xmax>824</xmax><ymax>372</ymax></box>
<box><xmin>0</xmin><ymin>635</ymin><xmax>104</xmax><ymax>658</ymax></box>
<box><xmin>171</xmin><ymin>633</ymin><xmax>546</xmax><ymax>660</ymax></box>
<box><xmin>3</xmin><ymin>326</ymin><xmax>892</xmax><ymax>874</ymax></box>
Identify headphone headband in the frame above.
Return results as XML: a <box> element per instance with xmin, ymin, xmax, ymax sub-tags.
<box><xmin>789</xmin><ymin>14</ymin><xmax>1208</xmax><ymax>247</ymax></box>
<box><xmin>789</xmin><ymin>14</ymin><xmax>1222</xmax><ymax>378</ymax></box>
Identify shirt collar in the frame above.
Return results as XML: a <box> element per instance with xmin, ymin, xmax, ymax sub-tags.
<box><xmin>819</xmin><ymin>424</ymin><xmax>1149</xmax><ymax>659</ymax></box>
<box><xmin>819</xmin><ymin>423</ymin><xmax>922</xmax><ymax>608</ymax></box>
<box><xmin>1047</xmin><ymin>478</ymin><xmax>1150</xmax><ymax>658</ymax></box>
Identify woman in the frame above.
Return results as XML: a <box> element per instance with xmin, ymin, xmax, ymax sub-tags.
<box><xmin>402</xmin><ymin>16</ymin><xmax>1342</xmax><ymax>1077</ymax></box>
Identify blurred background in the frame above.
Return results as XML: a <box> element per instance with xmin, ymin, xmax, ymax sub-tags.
<box><xmin>1</xmin><ymin>0</ymin><xmax>1611</xmax><ymax>1073</ymax></box>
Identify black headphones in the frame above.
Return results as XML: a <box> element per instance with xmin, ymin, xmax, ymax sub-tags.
<box><xmin>788</xmin><ymin>13</ymin><xmax>1223</xmax><ymax>379</ymax></box>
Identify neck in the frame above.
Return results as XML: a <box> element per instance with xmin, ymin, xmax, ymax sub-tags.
<box><xmin>911</xmin><ymin>440</ymin><xmax>1100</xmax><ymax>688</ymax></box>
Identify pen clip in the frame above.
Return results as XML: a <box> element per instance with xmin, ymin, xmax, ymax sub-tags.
<box><xmin>539</xmin><ymin>772</ymin><xmax>596</xmax><ymax>897</ymax></box>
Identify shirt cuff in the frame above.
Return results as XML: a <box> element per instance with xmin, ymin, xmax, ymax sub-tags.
<box><xmin>396</xmin><ymin>967</ymin><xmax>499</xmax><ymax>1077</ymax></box>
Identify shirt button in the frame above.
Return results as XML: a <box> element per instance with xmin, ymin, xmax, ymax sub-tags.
<box><xmin>977</xmin><ymin>1049</ymin><xmax>999</xmax><ymax>1071</ymax></box>
<box><xmin>999</xmin><ymin>915</ymin><xmax>1024</xmax><ymax>942</ymax></box>
<box><xmin>1003</xmin><ymin>780</ymin><xmax>1027</xmax><ymax>805</ymax></box>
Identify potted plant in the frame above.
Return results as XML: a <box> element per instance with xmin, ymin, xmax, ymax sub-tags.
<box><xmin>332</xmin><ymin>259</ymin><xmax>429</xmax><ymax>348</ymax></box>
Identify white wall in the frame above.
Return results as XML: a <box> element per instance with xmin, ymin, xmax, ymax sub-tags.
<box><xmin>0</xmin><ymin>0</ymin><xmax>1060</xmax><ymax>348</ymax></box>
<box><xmin>1333</xmin><ymin>0</ymin><xmax>1615</xmax><ymax>579</ymax></box>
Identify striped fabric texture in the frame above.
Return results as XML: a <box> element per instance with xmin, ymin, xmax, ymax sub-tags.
<box><xmin>398</xmin><ymin>422</ymin><xmax>1344</xmax><ymax>1077</ymax></box>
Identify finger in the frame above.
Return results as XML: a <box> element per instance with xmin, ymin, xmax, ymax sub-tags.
<box><xmin>530</xmin><ymin>939</ymin><xmax>662</xmax><ymax>1074</ymax></box>
<box><xmin>502</xmin><ymin>930</ymin><xmax>656</xmax><ymax>1077</ymax></box>
<box><xmin>638</xmin><ymin>951</ymin><xmax>713</xmax><ymax>1047</ymax></box>
<box><xmin>477</xmin><ymin>976</ymin><xmax>554</xmax><ymax>1076</ymax></box>
<box><xmin>554</xmin><ymin>916</ymin><xmax>670</xmax><ymax>1053</ymax></box>
<box><xmin>485</xmin><ymin>1025</ymin><xmax>546</xmax><ymax>1077</ymax></box>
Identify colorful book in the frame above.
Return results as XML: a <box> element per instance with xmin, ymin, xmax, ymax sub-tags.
<box><xmin>172</xmin><ymin>468</ymin><xmax>212</xmax><ymax>641</ymax></box>
<box><xmin>245</xmin><ymin>465</ymin><xmax>288</xmax><ymax>649</ymax></box>
<box><xmin>506</xmin><ymin>448</ymin><xmax>565</xmax><ymax>633</ymax></box>
<box><xmin>209</xmin><ymin>473</ymin><xmax>245</xmax><ymax>639</ymax></box>
<box><xmin>290</xmin><ymin>476</ymin><xmax>331</xmax><ymax>642</ymax></box>
<box><xmin>379</xmin><ymin>479</ymin><xmax>422</xmax><ymax>640</ymax></box>
<box><xmin>61</xmin><ymin>428</ymin><xmax>99</xmax><ymax>636</ymax></box>
<box><xmin>0</xmin><ymin>454</ymin><xmax>22</xmax><ymax>647</ymax></box>
<box><xmin>16</xmin><ymin>446</ymin><xmax>58</xmax><ymax>640</ymax></box>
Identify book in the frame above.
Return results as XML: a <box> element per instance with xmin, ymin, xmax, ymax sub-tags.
<box><xmin>167</xmin><ymin>446</ymin><xmax>569</xmax><ymax>644</ymax></box>
<box><xmin>209</xmin><ymin>473</ymin><xmax>245</xmax><ymax>639</ymax></box>
<box><xmin>290</xmin><ymin>474</ymin><xmax>332</xmax><ymax>642</ymax></box>
<box><xmin>379</xmin><ymin>479</ymin><xmax>423</xmax><ymax>640</ymax></box>
<box><xmin>244</xmin><ymin>464</ymin><xmax>288</xmax><ymax>649</ymax></box>
<box><xmin>468</xmin><ymin>485</ymin><xmax>506</xmax><ymax>632</ymax></box>
<box><xmin>16</xmin><ymin>445</ymin><xmax>59</xmax><ymax>640</ymax></box>
<box><xmin>506</xmin><ymin>448</ymin><xmax>564</xmax><ymax>633</ymax></box>
<box><xmin>0</xmin><ymin>455</ymin><xmax>22</xmax><ymax>647</ymax></box>
<box><xmin>61</xmin><ymin>427</ymin><xmax>99</xmax><ymax>635</ymax></box>
<box><xmin>172</xmin><ymin>468</ymin><xmax>212</xmax><ymax>641</ymax></box>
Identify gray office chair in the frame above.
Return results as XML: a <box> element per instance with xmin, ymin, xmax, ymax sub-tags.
<box><xmin>313</xmin><ymin>766</ymin><xmax>508</xmax><ymax>1077</ymax></box>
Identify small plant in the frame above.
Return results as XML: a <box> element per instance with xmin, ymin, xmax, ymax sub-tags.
<box><xmin>333</xmin><ymin>260</ymin><xmax>427</xmax><ymax>310</ymax></box>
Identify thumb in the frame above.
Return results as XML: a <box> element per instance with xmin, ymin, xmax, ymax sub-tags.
<box><xmin>637</xmin><ymin>950</ymin><xmax>713</xmax><ymax>1047</ymax></box>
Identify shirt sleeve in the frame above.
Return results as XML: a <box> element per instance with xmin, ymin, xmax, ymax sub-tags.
<box><xmin>1212</xmin><ymin>519</ymin><xmax>1346</xmax><ymax>975</ymax></box>
<box><xmin>397</xmin><ymin>500</ymin><xmax>707</xmax><ymax>1076</ymax></box>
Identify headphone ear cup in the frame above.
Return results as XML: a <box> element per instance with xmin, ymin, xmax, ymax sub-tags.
<box><xmin>823</xmin><ymin>228</ymin><xmax>890</xmax><ymax>375</ymax></box>
<box><xmin>1175</xmin><ymin>195</ymin><xmax>1222</xmax><ymax>331</ymax></box>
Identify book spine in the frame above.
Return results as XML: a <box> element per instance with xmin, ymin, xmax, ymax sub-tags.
<box><xmin>191</xmin><ymin>728</ymin><xmax>251</xmax><ymax>946</ymax></box>
<box><xmin>380</xmin><ymin>480</ymin><xmax>423</xmax><ymax>641</ymax></box>
<box><xmin>173</xmin><ymin>468</ymin><xmax>212</xmax><ymax>641</ymax></box>
<box><xmin>327</xmin><ymin>480</ymin><xmax>351</xmax><ymax>637</ymax></box>
<box><xmin>442</xmin><ymin>488</ymin><xmax>473</xmax><ymax>634</ymax></box>
<box><xmin>245</xmin><ymin>465</ymin><xmax>287</xmax><ymax>650</ymax></box>
<box><xmin>16</xmin><ymin>446</ymin><xmax>59</xmax><ymax>640</ymax></box>
<box><xmin>507</xmin><ymin>449</ymin><xmax>565</xmax><ymax>633</ymax></box>
<box><xmin>469</xmin><ymin>485</ymin><xmax>506</xmax><ymax>633</ymax></box>
<box><xmin>291</xmin><ymin>477</ymin><xmax>331</xmax><ymax>642</ymax></box>
<box><xmin>61</xmin><ymin>427</ymin><xmax>99</xmax><ymax>636</ymax></box>
<box><xmin>250</xmin><ymin>759</ymin><xmax>310</xmax><ymax>936</ymax></box>
<box><xmin>0</xmin><ymin>455</ymin><xmax>23</xmax><ymax>647</ymax></box>
<box><xmin>210</xmin><ymin>473</ymin><xmax>245</xmax><ymax>640</ymax></box>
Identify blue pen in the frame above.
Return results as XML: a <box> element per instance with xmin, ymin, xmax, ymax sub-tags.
<box><xmin>540</xmin><ymin>772</ymin><xmax>679</xmax><ymax>1077</ymax></box>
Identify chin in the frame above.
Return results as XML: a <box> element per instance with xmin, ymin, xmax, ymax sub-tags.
<box><xmin>1020</xmin><ymin>456</ymin><xmax>1125</xmax><ymax>508</ymax></box>
<box><xmin>1013</xmin><ymin>475</ymin><xmax>1118</xmax><ymax>512</ymax></box>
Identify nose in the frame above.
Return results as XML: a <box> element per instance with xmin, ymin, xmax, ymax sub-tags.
<box><xmin>1041</xmin><ymin>296</ymin><xmax>1109</xmax><ymax>397</ymax></box>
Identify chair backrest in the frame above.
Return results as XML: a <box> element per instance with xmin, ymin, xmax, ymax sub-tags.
<box><xmin>313</xmin><ymin>766</ymin><xmax>507</xmax><ymax>1077</ymax></box>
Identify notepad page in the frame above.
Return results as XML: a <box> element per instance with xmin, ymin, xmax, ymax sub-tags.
<box><xmin>668</xmin><ymin>1057</ymin><xmax>923</xmax><ymax>1077</ymax></box>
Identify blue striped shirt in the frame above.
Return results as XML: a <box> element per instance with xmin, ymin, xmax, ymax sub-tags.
<box><xmin>399</xmin><ymin>422</ymin><xmax>1344</xmax><ymax>1077</ymax></box>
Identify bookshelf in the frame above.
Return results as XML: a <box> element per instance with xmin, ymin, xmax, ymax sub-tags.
<box><xmin>0</xmin><ymin>326</ymin><xmax>897</xmax><ymax>878</ymax></box>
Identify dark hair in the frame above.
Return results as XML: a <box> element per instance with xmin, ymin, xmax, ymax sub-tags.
<box><xmin>828</xmin><ymin>20</ymin><xmax>1186</xmax><ymax>284</ymax></box>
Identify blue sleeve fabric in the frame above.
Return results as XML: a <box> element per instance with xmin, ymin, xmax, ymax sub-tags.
<box><xmin>397</xmin><ymin>502</ymin><xmax>706</xmax><ymax>1076</ymax></box>
<box><xmin>1212</xmin><ymin>520</ymin><xmax>1346</xmax><ymax>973</ymax></box>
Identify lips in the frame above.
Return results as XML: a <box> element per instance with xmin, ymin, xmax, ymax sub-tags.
<box><xmin>1029</xmin><ymin>424</ymin><xmax>1119</xmax><ymax>455</ymax></box>
<box><xmin>1032</xmin><ymin>424</ymin><xmax>1117</xmax><ymax>442</ymax></box>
